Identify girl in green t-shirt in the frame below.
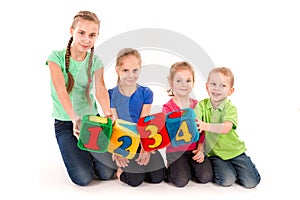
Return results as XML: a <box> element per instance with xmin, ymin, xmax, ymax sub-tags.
<box><xmin>46</xmin><ymin>11</ymin><xmax>115</xmax><ymax>186</ymax></box>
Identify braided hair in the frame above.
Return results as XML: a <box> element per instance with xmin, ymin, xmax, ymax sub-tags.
<box><xmin>65</xmin><ymin>11</ymin><xmax>100</xmax><ymax>107</ymax></box>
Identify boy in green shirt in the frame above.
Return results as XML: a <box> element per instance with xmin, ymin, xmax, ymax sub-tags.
<box><xmin>194</xmin><ymin>67</ymin><xmax>260</xmax><ymax>188</ymax></box>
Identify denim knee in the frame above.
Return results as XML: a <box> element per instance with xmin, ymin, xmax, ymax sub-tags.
<box><xmin>97</xmin><ymin>168</ymin><xmax>116</xmax><ymax>180</ymax></box>
<box><xmin>70</xmin><ymin>171</ymin><xmax>93</xmax><ymax>186</ymax></box>
<box><xmin>214</xmin><ymin>174</ymin><xmax>236</xmax><ymax>187</ymax></box>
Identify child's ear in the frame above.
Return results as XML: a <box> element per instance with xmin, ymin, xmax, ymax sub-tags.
<box><xmin>205</xmin><ymin>83</ymin><xmax>209</xmax><ymax>92</ymax></box>
<box><xmin>70</xmin><ymin>27</ymin><xmax>74</xmax><ymax>35</ymax></box>
<box><xmin>228</xmin><ymin>87</ymin><xmax>235</xmax><ymax>96</ymax></box>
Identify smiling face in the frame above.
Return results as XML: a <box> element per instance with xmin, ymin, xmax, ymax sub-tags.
<box><xmin>206</xmin><ymin>71</ymin><xmax>234</xmax><ymax>107</ymax></box>
<box><xmin>116</xmin><ymin>55</ymin><xmax>141</xmax><ymax>87</ymax></box>
<box><xmin>170</xmin><ymin>69</ymin><xmax>194</xmax><ymax>98</ymax></box>
<box><xmin>70</xmin><ymin>19</ymin><xmax>99</xmax><ymax>52</ymax></box>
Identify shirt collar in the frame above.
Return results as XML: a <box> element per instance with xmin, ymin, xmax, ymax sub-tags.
<box><xmin>208</xmin><ymin>98</ymin><xmax>228</xmax><ymax>111</ymax></box>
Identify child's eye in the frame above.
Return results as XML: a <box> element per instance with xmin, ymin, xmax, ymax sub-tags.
<box><xmin>90</xmin><ymin>34</ymin><xmax>96</xmax><ymax>38</ymax></box>
<box><xmin>187</xmin><ymin>80</ymin><xmax>192</xmax><ymax>83</ymax></box>
<box><xmin>210</xmin><ymin>83</ymin><xmax>216</xmax><ymax>86</ymax></box>
<box><xmin>122</xmin><ymin>69</ymin><xmax>128</xmax><ymax>72</ymax></box>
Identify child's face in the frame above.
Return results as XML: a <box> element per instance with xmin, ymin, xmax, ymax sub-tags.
<box><xmin>116</xmin><ymin>55</ymin><xmax>141</xmax><ymax>87</ymax></box>
<box><xmin>71</xmin><ymin>20</ymin><xmax>99</xmax><ymax>52</ymax></box>
<box><xmin>206</xmin><ymin>72</ymin><xmax>234</xmax><ymax>103</ymax></box>
<box><xmin>171</xmin><ymin>69</ymin><xmax>194</xmax><ymax>97</ymax></box>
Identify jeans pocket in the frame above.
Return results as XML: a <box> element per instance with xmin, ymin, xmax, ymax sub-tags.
<box><xmin>54</xmin><ymin>119</ymin><xmax>73</xmax><ymax>138</ymax></box>
<box><xmin>54</xmin><ymin>119</ymin><xmax>70</xmax><ymax>127</ymax></box>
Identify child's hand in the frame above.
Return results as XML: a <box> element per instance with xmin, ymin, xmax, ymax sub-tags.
<box><xmin>112</xmin><ymin>154</ymin><xmax>129</xmax><ymax>168</ymax></box>
<box><xmin>195</xmin><ymin>119</ymin><xmax>203</xmax><ymax>133</ymax></box>
<box><xmin>136</xmin><ymin>148</ymin><xmax>152</xmax><ymax>166</ymax></box>
<box><xmin>72</xmin><ymin>115</ymin><xmax>81</xmax><ymax>139</ymax></box>
<box><xmin>105</xmin><ymin>112</ymin><xmax>115</xmax><ymax>124</ymax></box>
<box><xmin>192</xmin><ymin>149</ymin><xmax>205</xmax><ymax>163</ymax></box>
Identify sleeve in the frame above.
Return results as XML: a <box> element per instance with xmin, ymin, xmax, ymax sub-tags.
<box><xmin>162</xmin><ymin>103</ymin><xmax>172</xmax><ymax>114</ymax></box>
<box><xmin>46</xmin><ymin>50</ymin><xmax>65</xmax><ymax>71</ymax></box>
<box><xmin>224</xmin><ymin>103</ymin><xmax>238</xmax><ymax>129</ymax></box>
<box><xmin>143</xmin><ymin>87</ymin><xmax>153</xmax><ymax>104</ymax></box>
<box><xmin>193</xmin><ymin>101</ymin><xmax>203</xmax><ymax>120</ymax></box>
<box><xmin>92</xmin><ymin>54</ymin><xmax>104</xmax><ymax>72</ymax></box>
<box><xmin>108</xmin><ymin>88</ymin><xmax>115</xmax><ymax>108</ymax></box>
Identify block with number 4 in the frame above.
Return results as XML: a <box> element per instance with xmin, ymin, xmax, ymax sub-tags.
<box><xmin>166</xmin><ymin>108</ymin><xmax>199</xmax><ymax>147</ymax></box>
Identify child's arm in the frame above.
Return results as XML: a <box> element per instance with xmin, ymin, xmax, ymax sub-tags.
<box><xmin>48</xmin><ymin>61</ymin><xmax>77</xmax><ymax>121</ymax></box>
<box><xmin>192</xmin><ymin>143</ymin><xmax>205</xmax><ymax>163</ymax></box>
<box><xmin>48</xmin><ymin>61</ymin><xmax>81</xmax><ymax>137</ymax></box>
<box><xmin>199</xmin><ymin>120</ymin><xmax>233</xmax><ymax>134</ymax></box>
<box><xmin>95</xmin><ymin>68</ymin><xmax>113</xmax><ymax>117</ymax></box>
<box><xmin>136</xmin><ymin>103</ymin><xmax>152</xmax><ymax>165</ymax></box>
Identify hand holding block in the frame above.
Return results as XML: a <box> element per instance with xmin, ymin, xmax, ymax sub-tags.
<box><xmin>137</xmin><ymin>112</ymin><xmax>170</xmax><ymax>151</ymax></box>
<box><xmin>108</xmin><ymin>119</ymin><xmax>140</xmax><ymax>159</ymax></box>
<box><xmin>77</xmin><ymin>115</ymin><xmax>112</xmax><ymax>153</ymax></box>
<box><xmin>166</xmin><ymin>108</ymin><xmax>199</xmax><ymax>147</ymax></box>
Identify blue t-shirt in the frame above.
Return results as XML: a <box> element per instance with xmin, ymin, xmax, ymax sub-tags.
<box><xmin>108</xmin><ymin>85</ymin><xmax>153</xmax><ymax>123</ymax></box>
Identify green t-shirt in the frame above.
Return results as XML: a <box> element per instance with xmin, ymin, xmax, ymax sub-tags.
<box><xmin>194</xmin><ymin>98</ymin><xmax>246</xmax><ymax>160</ymax></box>
<box><xmin>46</xmin><ymin>49</ymin><xmax>103</xmax><ymax>120</ymax></box>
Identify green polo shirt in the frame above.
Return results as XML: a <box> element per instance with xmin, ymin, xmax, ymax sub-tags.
<box><xmin>194</xmin><ymin>98</ymin><xmax>246</xmax><ymax>160</ymax></box>
<box><xmin>46</xmin><ymin>49</ymin><xmax>103</xmax><ymax>120</ymax></box>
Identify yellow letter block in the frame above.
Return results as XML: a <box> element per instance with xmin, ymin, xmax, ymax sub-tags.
<box><xmin>108</xmin><ymin>119</ymin><xmax>140</xmax><ymax>159</ymax></box>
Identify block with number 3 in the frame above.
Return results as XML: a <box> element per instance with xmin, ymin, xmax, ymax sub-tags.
<box><xmin>137</xmin><ymin>112</ymin><xmax>170</xmax><ymax>151</ymax></box>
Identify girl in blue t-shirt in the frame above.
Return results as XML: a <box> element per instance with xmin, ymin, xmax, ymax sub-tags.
<box><xmin>109</xmin><ymin>48</ymin><xmax>166</xmax><ymax>187</ymax></box>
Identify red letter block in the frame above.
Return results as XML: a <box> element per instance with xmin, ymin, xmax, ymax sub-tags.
<box><xmin>137</xmin><ymin>112</ymin><xmax>170</xmax><ymax>151</ymax></box>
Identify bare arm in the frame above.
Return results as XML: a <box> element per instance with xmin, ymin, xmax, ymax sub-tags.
<box><xmin>140</xmin><ymin>104</ymin><xmax>151</xmax><ymax>118</ymax></box>
<box><xmin>136</xmin><ymin>103</ymin><xmax>153</xmax><ymax>165</ymax></box>
<box><xmin>94</xmin><ymin>68</ymin><xmax>112</xmax><ymax>117</ymax></box>
<box><xmin>199</xmin><ymin>121</ymin><xmax>233</xmax><ymax>134</ymax></box>
<box><xmin>48</xmin><ymin>61</ymin><xmax>77</xmax><ymax>121</ymax></box>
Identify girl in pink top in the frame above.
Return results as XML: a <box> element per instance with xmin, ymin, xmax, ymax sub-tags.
<box><xmin>162</xmin><ymin>61</ymin><xmax>212</xmax><ymax>187</ymax></box>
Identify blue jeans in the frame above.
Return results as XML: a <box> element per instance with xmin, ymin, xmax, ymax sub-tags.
<box><xmin>209</xmin><ymin>153</ymin><xmax>261</xmax><ymax>188</ymax></box>
<box><xmin>54</xmin><ymin>119</ymin><xmax>116</xmax><ymax>186</ymax></box>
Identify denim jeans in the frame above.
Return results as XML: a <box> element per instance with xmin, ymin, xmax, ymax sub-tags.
<box><xmin>209</xmin><ymin>153</ymin><xmax>261</xmax><ymax>188</ymax></box>
<box><xmin>54</xmin><ymin>119</ymin><xmax>116</xmax><ymax>186</ymax></box>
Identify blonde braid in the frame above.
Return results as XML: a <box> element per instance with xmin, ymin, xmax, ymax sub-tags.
<box><xmin>65</xmin><ymin>36</ymin><xmax>74</xmax><ymax>94</ymax></box>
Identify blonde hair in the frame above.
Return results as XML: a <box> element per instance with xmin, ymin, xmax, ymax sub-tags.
<box><xmin>115</xmin><ymin>48</ymin><xmax>141</xmax><ymax>84</ymax></box>
<box><xmin>167</xmin><ymin>61</ymin><xmax>195</xmax><ymax>96</ymax></box>
<box><xmin>208</xmin><ymin>67</ymin><xmax>234</xmax><ymax>87</ymax></box>
<box><xmin>65</xmin><ymin>11</ymin><xmax>100</xmax><ymax>106</ymax></box>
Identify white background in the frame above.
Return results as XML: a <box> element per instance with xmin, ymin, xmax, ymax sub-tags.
<box><xmin>1</xmin><ymin>0</ymin><xmax>299</xmax><ymax>199</ymax></box>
